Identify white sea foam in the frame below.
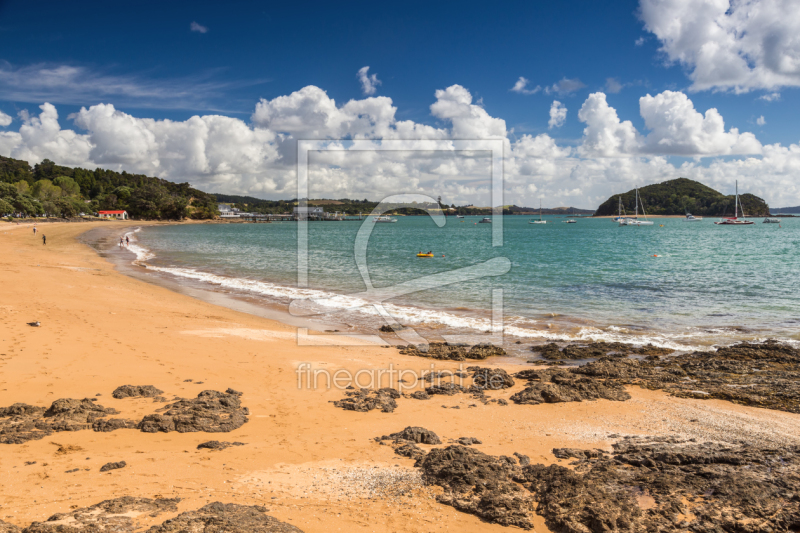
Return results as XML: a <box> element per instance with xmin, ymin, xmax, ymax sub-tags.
<box><xmin>126</xmin><ymin>232</ymin><xmax>703</xmax><ymax>351</ymax></box>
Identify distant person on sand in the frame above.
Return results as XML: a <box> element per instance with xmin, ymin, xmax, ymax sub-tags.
<box><xmin>33</xmin><ymin>225</ymin><xmax>36</xmax><ymax>235</ymax></box>
<box><xmin>120</xmin><ymin>237</ymin><xmax>124</xmax><ymax>247</ymax></box>
<box><xmin>125</xmin><ymin>235</ymin><xmax>129</xmax><ymax>246</ymax></box>
<box><xmin>42</xmin><ymin>235</ymin><xmax>46</xmax><ymax>245</ymax></box>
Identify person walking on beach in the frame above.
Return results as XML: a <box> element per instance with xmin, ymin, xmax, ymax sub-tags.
<box><xmin>33</xmin><ymin>225</ymin><xmax>36</xmax><ymax>235</ymax></box>
<box><xmin>42</xmin><ymin>235</ymin><xmax>46</xmax><ymax>245</ymax></box>
<box><xmin>119</xmin><ymin>237</ymin><xmax>124</xmax><ymax>247</ymax></box>
<box><xmin>125</xmin><ymin>235</ymin><xmax>129</xmax><ymax>246</ymax></box>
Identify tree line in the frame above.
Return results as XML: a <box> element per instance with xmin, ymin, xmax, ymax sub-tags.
<box><xmin>0</xmin><ymin>156</ymin><xmax>218</xmax><ymax>220</ymax></box>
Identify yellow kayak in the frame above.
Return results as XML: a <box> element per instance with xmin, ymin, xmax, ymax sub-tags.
<box><xmin>416</xmin><ymin>253</ymin><xmax>434</xmax><ymax>257</ymax></box>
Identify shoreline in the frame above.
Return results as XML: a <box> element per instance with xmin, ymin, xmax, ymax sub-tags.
<box><xmin>1</xmin><ymin>220</ymin><xmax>799</xmax><ymax>532</ymax></box>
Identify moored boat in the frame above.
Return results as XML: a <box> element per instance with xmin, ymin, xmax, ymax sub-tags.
<box><xmin>714</xmin><ymin>181</ymin><xmax>754</xmax><ymax>225</ymax></box>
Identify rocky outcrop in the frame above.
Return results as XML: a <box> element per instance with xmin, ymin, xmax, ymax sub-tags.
<box><xmin>533</xmin><ymin>341</ymin><xmax>674</xmax><ymax>360</ymax></box>
<box><xmin>112</xmin><ymin>385</ymin><xmax>164</xmax><ymax>399</ymax></box>
<box><xmin>468</xmin><ymin>367</ymin><xmax>515</xmax><ymax>390</ymax></box>
<box><xmin>380</xmin><ymin>426</ymin><xmax>442</xmax><ymax>445</ymax></box>
<box><xmin>23</xmin><ymin>496</ymin><xmax>179</xmax><ymax>532</ymax></box>
<box><xmin>18</xmin><ymin>499</ymin><xmax>300</xmax><ymax>533</ymax></box>
<box><xmin>92</xmin><ymin>418</ymin><xmax>138</xmax><ymax>432</ymax></box>
<box><xmin>146</xmin><ymin>502</ymin><xmax>304</xmax><ymax>533</ymax></box>
<box><xmin>510</xmin><ymin>368</ymin><xmax>630</xmax><ymax>405</ymax></box>
<box><xmin>574</xmin><ymin>340</ymin><xmax>800</xmax><ymax>413</ymax></box>
<box><xmin>524</xmin><ymin>437</ymin><xmax>800</xmax><ymax>533</ymax></box>
<box><xmin>138</xmin><ymin>389</ymin><xmax>248</xmax><ymax>433</ymax></box>
<box><xmin>398</xmin><ymin>342</ymin><xmax>506</xmax><ymax>361</ymax></box>
<box><xmin>332</xmin><ymin>388</ymin><xmax>400</xmax><ymax>413</ymax></box>
<box><xmin>419</xmin><ymin>445</ymin><xmax>535</xmax><ymax>529</ymax></box>
<box><xmin>0</xmin><ymin>399</ymin><xmax>121</xmax><ymax>444</ymax></box>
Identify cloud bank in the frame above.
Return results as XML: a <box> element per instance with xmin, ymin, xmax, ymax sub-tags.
<box><xmin>640</xmin><ymin>0</ymin><xmax>800</xmax><ymax>92</ymax></box>
<box><xmin>0</xmin><ymin>84</ymin><xmax>797</xmax><ymax>208</ymax></box>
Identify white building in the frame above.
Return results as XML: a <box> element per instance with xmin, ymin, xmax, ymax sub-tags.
<box><xmin>293</xmin><ymin>206</ymin><xmax>324</xmax><ymax>220</ymax></box>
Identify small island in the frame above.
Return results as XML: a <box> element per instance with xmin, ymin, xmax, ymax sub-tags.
<box><xmin>594</xmin><ymin>177</ymin><xmax>770</xmax><ymax>217</ymax></box>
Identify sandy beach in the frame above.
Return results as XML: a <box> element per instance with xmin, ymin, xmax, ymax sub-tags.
<box><xmin>1</xmin><ymin>221</ymin><xmax>799</xmax><ymax>532</ymax></box>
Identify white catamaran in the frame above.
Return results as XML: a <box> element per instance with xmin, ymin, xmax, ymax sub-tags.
<box><xmin>619</xmin><ymin>188</ymin><xmax>653</xmax><ymax>226</ymax></box>
<box><xmin>714</xmin><ymin>181</ymin><xmax>754</xmax><ymax>225</ymax></box>
<box><xmin>529</xmin><ymin>200</ymin><xmax>547</xmax><ymax>224</ymax></box>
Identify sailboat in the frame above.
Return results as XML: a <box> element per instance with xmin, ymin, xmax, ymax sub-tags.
<box><xmin>529</xmin><ymin>200</ymin><xmax>547</xmax><ymax>224</ymax></box>
<box><xmin>714</xmin><ymin>181</ymin><xmax>754</xmax><ymax>225</ymax></box>
<box><xmin>619</xmin><ymin>187</ymin><xmax>653</xmax><ymax>226</ymax></box>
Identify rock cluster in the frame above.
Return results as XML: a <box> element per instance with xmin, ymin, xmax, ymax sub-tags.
<box><xmin>379</xmin><ymin>426</ymin><xmax>442</xmax><ymax>445</ymax></box>
<box><xmin>398</xmin><ymin>342</ymin><xmax>506</xmax><ymax>361</ymax></box>
<box><xmin>112</xmin><ymin>385</ymin><xmax>164</xmax><ymax>399</ymax></box>
<box><xmin>468</xmin><ymin>367</ymin><xmax>515</xmax><ymax>390</ymax></box>
<box><xmin>332</xmin><ymin>388</ymin><xmax>400</xmax><ymax>413</ymax></box>
<box><xmin>22</xmin><ymin>496</ymin><xmax>180</xmax><ymax>532</ymax></box>
<box><xmin>147</xmin><ymin>502</ymin><xmax>304</xmax><ymax>532</ymax></box>
<box><xmin>574</xmin><ymin>339</ymin><xmax>800</xmax><ymax>413</ymax></box>
<box><xmin>510</xmin><ymin>368</ymin><xmax>631</xmax><ymax>405</ymax></box>
<box><xmin>138</xmin><ymin>389</ymin><xmax>249</xmax><ymax>433</ymax></box>
<box><xmin>11</xmin><ymin>498</ymin><xmax>303</xmax><ymax>533</ymax></box>
<box><xmin>533</xmin><ymin>341</ymin><xmax>674</xmax><ymax>360</ymax></box>
<box><xmin>0</xmin><ymin>399</ymin><xmax>120</xmax><ymax>444</ymax></box>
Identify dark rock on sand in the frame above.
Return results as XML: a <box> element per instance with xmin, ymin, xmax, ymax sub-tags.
<box><xmin>522</xmin><ymin>437</ymin><xmax>800</xmax><ymax>533</ymax></box>
<box><xmin>111</xmin><ymin>385</ymin><xmax>164</xmax><ymax>399</ymax></box>
<box><xmin>422</xmin><ymin>370</ymin><xmax>467</xmax><ymax>383</ymax></box>
<box><xmin>575</xmin><ymin>339</ymin><xmax>800</xmax><ymax>413</ymax></box>
<box><xmin>513</xmin><ymin>452</ymin><xmax>530</xmax><ymax>466</ymax></box>
<box><xmin>332</xmin><ymin>388</ymin><xmax>399</xmax><ymax>413</ymax></box>
<box><xmin>468</xmin><ymin>367</ymin><xmax>515</xmax><ymax>390</ymax></box>
<box><xmin>23</xmin><ymin>496</ymin><xmax>179</xmax><ymax>532</ymax></box>
<box><xmin>0</xmin><ymin>399</ymin><xmax>121</xmax><ymax>444</ymax></box>
<box><xmin>99</xmin><ymin>461</ymin><xmax>126</xmax><ymax>472</ymax></box>
<box><xmin>146</xmin><ymin>502</ymin><xmax>303</xmax><ymax>533</ymax></box>
<box><xmin>138</xmin><ymin>389</ymin><xmax>248</xmax><ymax>433</ymax></box>
<box><xmin>92</xmin><ymin>418</ymin><xmax>138</xmax><ymax>432</ymax></box>
<box><xmin>0</xmin><ymin>519</ymin><xmax>20</xmax><ymax>533</ymax></box>
<box><xmin>382</xmin><ymin>426</ymin><xmax>442</xmax><ymax>445</ymax></box>
<box><xmin>425</xmin><ymin>383</ymin><xmax>466</xmax><ymax>396</ymax></box>
<box><xmin>419</xmin><ymin>445</ymin><xmax>535</xmax><ymax>529</ymax></box>
<box><xmin>398</xmin><ymin>342</ymin><xmax>506</xmax><ymax>361</ymax></box>
<box><xmin>393</xmin><ymin>442</ymin><xmax>426</xmax><ymax>461</ymax></box>
<box><xmin>407</xmin><ymin>391</ymin><xmax>431</xmax><ymax>400</ymax></box>
<box><xmin>456</xmin><ymin>437</ymin><xmax>482</xmax><ymax>445</ymax></box>
<box><xmin>510</xmin><ymin>368</ymin><xmax>630</xmax><ymax>405</ymax></box>
<box><xmin>197</xmin><ymin>440</ymin><xmax>245</xmax><ymax>450</ymax></box>
<box><xmin>533</xmin><ymin>341</ymin><xmax>675</xmax><ymax>360</ymax></box>
<box><xmin>379</xmin><ymin>324</ymin><xmax>406</xmax><ymax>332</ymax></box>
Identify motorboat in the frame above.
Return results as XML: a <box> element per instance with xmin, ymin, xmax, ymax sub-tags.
<box><xmin>455</xmin><ymin>215</ymin><xmax>464</xmax><ymax>219</ymax></box>
<box><xmin>563</xmin><ymin>219</ymin><xmax>577</xmax><ymax>224</ymax></box>
<box><xmin>763</xmin><ymin>217</ymin><xmax>780</xmax><ymax>223</ymax></box>
<box><xmin>684</xmin><ymin>213</ymin><xmax>703</xmax><ymax>221</ymax></box>
<box><xmin>478</xmin><ymin>217</ymin><xmax>492</xmax><ymax>223</ymax></box>
<box><xmin>714</xmin><ymin>181</ymin><xmax>754</xmax><ymax>225</ymax></box>
<box><xmin>373</xmin><ymin>215</ymin><xmax>397</xmax><ymax>223</ymax></box>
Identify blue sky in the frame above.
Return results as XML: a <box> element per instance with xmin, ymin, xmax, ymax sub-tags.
<box><xmin>1</xmin><ymin>0</ymin><xmax>799</xmax><ymax>207</ymax></box>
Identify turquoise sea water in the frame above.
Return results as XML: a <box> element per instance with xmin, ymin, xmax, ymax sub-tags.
<box><xmin>131</xmin><ymin>215</ymin><xmax>800</xmax><ymax>352</ymax></box>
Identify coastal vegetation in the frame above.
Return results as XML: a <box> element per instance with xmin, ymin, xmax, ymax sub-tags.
<box><xmin>0</xmin><ymin>155</ymin><xmax>218</xmax><ymax>219</ymax></box>
<box><xmin>594</xmin><ymin>177</ymin><xmax>770</xmax><ymax>216</ymax></box>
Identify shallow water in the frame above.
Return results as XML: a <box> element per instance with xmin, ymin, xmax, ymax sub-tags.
<box><xmin>129</xmin><ymin>215</ymin><xmax>800</xmax><ymax>353</ymax></box>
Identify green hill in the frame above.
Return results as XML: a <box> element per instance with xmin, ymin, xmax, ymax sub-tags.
<box><xmin>594</xmin><ymin>178</ymin><xmax>769</xmax><ymax>217</ymax></box>
<box><xmin>1</xmin><ymin>156</ymin><xmax>218</xmax><ymax>220</ymax></box>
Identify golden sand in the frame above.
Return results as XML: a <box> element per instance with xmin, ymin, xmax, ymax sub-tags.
<box><xmin>1</xmin><ymin>221</ymin><xmax>798</xmax><ymax>532</ymax></box>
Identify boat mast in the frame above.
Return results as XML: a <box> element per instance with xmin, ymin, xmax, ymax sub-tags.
<box><xmin>539</xmin><ymin>199</ymin><xmax>543</xmax><ymax>221</ymax></box>
<box><xmin>635</xmin><ymin>188</ymin><xmax>639</xmax><ymax>218</ymax></box>
<box><xmin>735</xmin><ymin>180</ymin><xmax>740</xmax><ymax>218</ymax></box>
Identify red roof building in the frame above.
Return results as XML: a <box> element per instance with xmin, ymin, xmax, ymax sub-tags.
<box><xmin>98</xmin><ymin>210</ymin><xmax>128</xmax><ymax>220</ymax></box>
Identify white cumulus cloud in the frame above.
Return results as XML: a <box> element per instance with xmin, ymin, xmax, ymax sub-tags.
<box><xmin>1</xmin><ymin>84</ymin><xmax>798</xmax><ymax>208</ymax></box>
<box><xmin>0</xmin><ymin>110</ymin><xmax>11</xmax><ymax>127</ymax></box>
<box><xmin>510</xmin><ymin>77</ymin><xmax>541</xmax><ymax>95</ymax></box>
<box><xmin>757</xmin><ymin>115</ymin><xmax>766</xmax><ymax>126</ymax></box>
<box><xmin>190</xmin><ymin>21</ymin><xmax>208</xmax><ymax>33</ymax></box>
<box><xmin>548</xmin><ymin>101</ymin><xmax>567</xmax><ymax>129</ymax></box>
<box><xmin>357</xmin><ymin>66</ymin><xmax>381</xmax><ymax>96</ymax></box>
<box><xmin>639</xmin><ymin>0</ymin><xmax>800</xmax><ymax>92</ymax></box>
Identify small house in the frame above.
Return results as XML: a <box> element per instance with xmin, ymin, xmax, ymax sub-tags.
<box><xmin>98</xmin><ymin>210</ymin><xmax>128</xmax><ymax>220</ymax></box>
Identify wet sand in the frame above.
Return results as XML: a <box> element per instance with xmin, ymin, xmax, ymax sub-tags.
<box><xmin>1</xmin><ymin>220</ymin><xmax>799</xmax><ymax>532</ymax></box>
